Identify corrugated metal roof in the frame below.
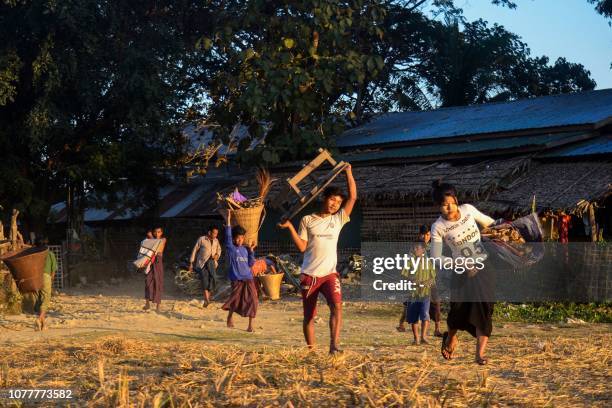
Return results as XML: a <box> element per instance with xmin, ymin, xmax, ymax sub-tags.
<box><xmin>48</xmin><ymin>173</ymin><xmax>239</xmax><ymax>223</ymax></box>
<box><xmin>337</xmin><ymin>89</ymin><xmax>612</xmax><ymax>148</ymax></box>
<box><xmin>540</xmin><ymin>135</ymin><xmax>612</xmax><ymax>158</ymax></box>
<box><xmin>339</xmin><ymin>131</ymin><xmax>590</xmax><ymax>162</ymax></box>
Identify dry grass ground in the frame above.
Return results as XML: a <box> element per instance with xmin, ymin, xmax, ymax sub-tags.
<box><xmin>0</xmin><ymin>280</ymin><xmax>609</xmax><ymax>407</ymax></box>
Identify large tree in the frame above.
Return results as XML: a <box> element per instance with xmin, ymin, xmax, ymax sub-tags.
<box><xmin>0</xmin><ymin>0</ymin><xmax>210</xmax><ymax>232</ymax></box>
<box><xmin>413</xmin><ymin>19</ymin><xmax>596</xmax><ymax>107</ymax></box>
<box><xmin>201</xmin><ymin>0</ymin><xmax>388</xmax><ymax>165</ymax></box>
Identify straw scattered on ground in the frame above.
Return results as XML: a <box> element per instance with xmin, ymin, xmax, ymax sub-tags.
<box><xmin>0</xmin><ymin>281</ymin><xmax>610</xmax><ymax>407</ymax></box>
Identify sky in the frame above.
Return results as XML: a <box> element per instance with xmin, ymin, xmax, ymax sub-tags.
<box><xmin>458</xmin><ymin>0</ymin><xmax>612</xmax><ymax>89</ymax></box>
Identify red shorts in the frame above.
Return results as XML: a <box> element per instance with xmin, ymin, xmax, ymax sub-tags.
<box><xmin>300</xmin><ymin>273</ymin><xmax>342</xmax><ymax>321</ymax></box>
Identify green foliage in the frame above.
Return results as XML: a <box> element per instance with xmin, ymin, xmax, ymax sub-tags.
<box><xmin>494</xmin><ymin>302</ymin><xmax>612</xmax><ymax>323</ymax></box>
<box><xmin>203</xmin><ymin>0</ymin><xmax>388</xmax><ymax>165</ymax></box>
<box><xmin>588</xmin><ymin>0</ymin><xmax>612</xmax><ymax>18</ymax></box>
<box><xmin>0</xmin><ymin>0</ymin><xmax>208</xmax><ymax>229</ymax></box>
<box><xmin>393</xmin><ymin>18</ymin><xmax>596</xmax><ymax>108</ymax></box>
<box><xmin>0</xmin><ymin>0</ymin><xmax>601</xmax><ymax>228</ymax></box>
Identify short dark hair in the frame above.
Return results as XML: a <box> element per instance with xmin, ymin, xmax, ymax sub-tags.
<box><xmin>432</xmin><ymin>180</ymin><xmax>458</xmax><ymax>206</ymax></box>
<box><xmin>322</xmin><ymin>186</ymin><xmax>346</xmax><ymax>201</ymax></box>
<box><xmin>208</xmin><ymin>225</ymin><xmax>219</xmax><ymax>233</ymax></box>
<box><xmin>418</xmin><ymin>224</ymin><xmax>430</xmax><ymax>235</ymax></box>
<box><xmin>232</xmin><ymin>225</ymin><xmax>246</xmax><ymax>237</ymax></box>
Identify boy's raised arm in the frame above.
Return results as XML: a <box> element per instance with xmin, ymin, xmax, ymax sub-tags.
<box><xmin>220</xmin><ymin>209</ymin><xmax>234</xmax><ymax>249</ymax></box>
<box><xmin>343</xmin><ymin>164</ymin><xmax>357</xmax><ymax>217</ymax></box>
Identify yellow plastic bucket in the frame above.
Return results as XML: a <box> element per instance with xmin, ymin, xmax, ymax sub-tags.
<box><xmin>258</xmin><ymin>273</ymin><xmax>284</xmax><ymax>300</ymax></box>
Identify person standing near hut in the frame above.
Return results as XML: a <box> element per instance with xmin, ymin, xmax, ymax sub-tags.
<box><xmin>279</xmin><ymin>164</ymin><xmax>357</xmax><ymax>354</ymax></box>
<box><xmin>220</xmin><ymin>210</ymin><xmax>258</xmax><ymax>332</ymax></box>
<box><xmin>430</xmin><ymin>181</ymin><xmax>496</xmax><ymax>365</ymax></box>
<box><xmin>189</xmin><ymin>225</ymin><xmax>222</xmax><ymax>307</ymax></box>
<box><xmin>144</xmin><ymin>226</ymin><xmax>166</xmax><ymax>312</ymax></box>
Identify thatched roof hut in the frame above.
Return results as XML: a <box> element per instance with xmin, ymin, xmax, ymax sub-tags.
<box><xmin>480</xmin><ymin>161</ymin><xmax>612</xmax><ymax>214</ymax></box>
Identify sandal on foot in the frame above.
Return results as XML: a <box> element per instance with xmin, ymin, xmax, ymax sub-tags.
<box><xmin>476</xmin><ymin>357</ymin><xmax>488</xmax><ymax>365</ymax></box>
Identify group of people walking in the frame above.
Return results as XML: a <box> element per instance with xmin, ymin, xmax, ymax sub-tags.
<box><xmin>139</xmin><ymin>163</ymin><xmax>498</xmax><ymax>364</ymax></box>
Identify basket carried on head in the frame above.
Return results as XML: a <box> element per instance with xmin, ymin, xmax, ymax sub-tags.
<box><xmin>230</xmin><ymin>204</ymin><xmax>266</xmax><ymax>247</ymax></box>
<box><xmin>258</xmin><ymin>273</ymin><xmax>284</xmax><ymax>300</ymax></box>
<box><xmin>0</xmin><ymin>246</ymin><xmax>48</xmax><ymax>292</ymax></box>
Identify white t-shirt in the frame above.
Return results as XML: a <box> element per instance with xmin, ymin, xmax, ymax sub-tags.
<box><xmin>430</xmin><ymin>204</ymin><xmax>495</xmax><ymax>262</ymax></box>
<box><xmin>298</xmin><ymin>209</ymin><xmax>350</xmax><ymax>277</ymax></box>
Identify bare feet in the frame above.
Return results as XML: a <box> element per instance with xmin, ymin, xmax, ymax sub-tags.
<box><xmin>412</xmin><ymin>339</ymin><xmax>420</xmax><ymax>345</ymax></box>
<box><xmin>143</xmin><ymin>303</ymin><xmax>150</xmax><ymax>311</ymax></box>
<box><xmin>475</xmin><ymin>356</ymin><xmax>488</xmax><ymax>365</ymax></box>
<box><xmin>441</xmin><ymin>332</ymin><xmax>458</xmax><ymax>360</ymax></box>
<box><xmin>246</xmin><ymin>326</ymin><xmax>254</xmax><ymax>332</ymax></box>
<box><xmin>227</xmin><ymin>319</ymin><xmax>234</xmax><ymax>328</ymax></box>
<box><xmin>35</xmin><ymin>318</ymin><xmax>43</xmax><ymax>331</ymax></box>
<box><xmin>421</xmin><ymin>337</ymin><xmax>430</xmax><ymax>345</ymax></box>
<box><xmin>329</xmin><ymin>347</ymin><xmax>343</xmax><ymax>355</ymax></box>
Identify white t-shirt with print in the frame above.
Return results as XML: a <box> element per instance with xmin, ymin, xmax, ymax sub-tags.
<box><xmin>298</xmin><ymin>209</ymin><xmax>350</xmax><ymax>277</ymax></box>
<box><xmin>430</xmin><ymin>204</ymin><xmax>495</xmax><ymax>262</ymax></box>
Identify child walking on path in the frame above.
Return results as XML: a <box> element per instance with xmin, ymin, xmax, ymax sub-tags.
<box><xmin>397</xmin><ymin>224</ymin><xmax>442</xmax><ymax>336</ymax></box>
<box><xmin>279</xmin><ymin>164</ymin><xmax>357</xmax><ymax>354</ymax></box>
<box><xmin>404</xmin><ymin>241</ymin><xmax>436</xmax><ymax>345</ymax></box>
<box><xmin>418</xmin><ymin>225</ymin><xmax>443</xmax><ymax>338</ymax></box>
<box><xmin>220</xmin><ymin>210</ymin><xmax>258</xmax><ymax>332</ymax></box>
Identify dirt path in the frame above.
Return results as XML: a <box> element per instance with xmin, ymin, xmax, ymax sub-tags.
<box><xmin>0</xmin><ymin>279</ymin><xmax>610</xmax><ymax>406</ymax></box>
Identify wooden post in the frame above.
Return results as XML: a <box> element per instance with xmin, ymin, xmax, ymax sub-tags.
<box><xmin>588</xmin><ymin>203</ymin><xmax>598</xmax><ymax>242</ymax></box>
<box><xmin>9</xmin><ymin>209</ymin><xmax>24</xmax><ymax>251</ymax></box>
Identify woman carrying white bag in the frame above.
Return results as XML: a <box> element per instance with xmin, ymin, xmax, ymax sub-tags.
<box><xmin>133</xmin><ymin>228</ymin><xmax>166</xmax><ymax>312</ymax></box>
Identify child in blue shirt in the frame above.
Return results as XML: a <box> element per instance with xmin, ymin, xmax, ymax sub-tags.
<box><xmin>220</xmin><ymin>210</ymin><xmax>258</xmax><ymax>332</ymax></box>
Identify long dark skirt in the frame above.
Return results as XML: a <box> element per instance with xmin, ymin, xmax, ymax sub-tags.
<box><xmin>447</xmin><ymin>258</ymin><xmax>496</xmax><ymax>338</ymax></box>
<box><xmin>145</xmin><ymin>255</ymin><xmax>164</xmax><ymax>304</ymax></box>
<box><xmin>222</xmin><ymin>280</ymin><xmax>258</xmax><ymax>318</ymax></box>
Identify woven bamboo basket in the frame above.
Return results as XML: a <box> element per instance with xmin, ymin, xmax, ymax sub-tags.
<box><xmin>258</xmin><ymin>273</ymin><xmax>284</xmax><ymax>300</ymax></box>
<box><xmin>0</xmin><ymin>246</ymin><xmax>47</xmax><ymax>292</ymax></box>
<box><xmin>230</xmin><ymin>204</ymin><xmax>266</xmax><ymax>246</ymax></box>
